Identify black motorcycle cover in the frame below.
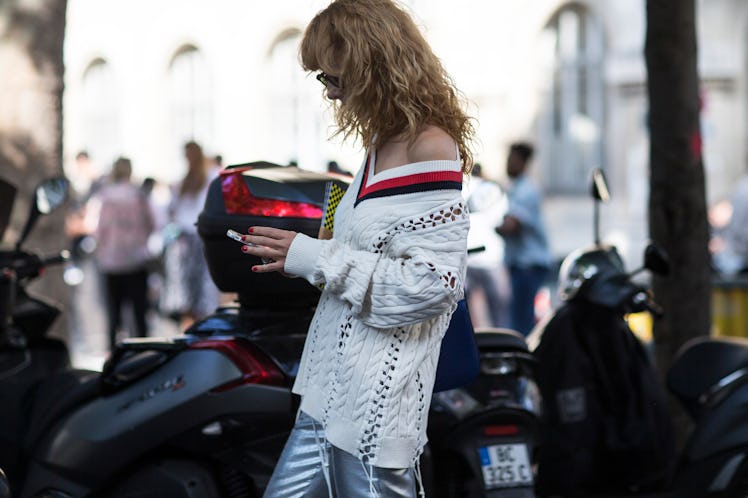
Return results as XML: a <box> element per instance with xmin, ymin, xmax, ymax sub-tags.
<box><xmin>533</xmin><ymin>302</ymin><xmax>676</xmax><ymax>497</ymax></box>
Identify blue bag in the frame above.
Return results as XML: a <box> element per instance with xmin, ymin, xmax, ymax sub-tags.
<box><xmin>433</xmin><ymin>299</ymin><xmax>480</xmax><ymax>392</ymax></box>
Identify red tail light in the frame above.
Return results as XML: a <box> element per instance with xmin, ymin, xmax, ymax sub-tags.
<box><xmin>190</xmin><ymin>337</ymin><xmax>285</xmax><ymax>391</ymax></box>
<box><xmin>221</xmin><ymin>172</ymin><xmax>323</xmax><ymax>218</ymax></box>
<box><xmin>484</xmin><ymin>425</ymin><xmax>520</xmax><ymax>436</ymax></box>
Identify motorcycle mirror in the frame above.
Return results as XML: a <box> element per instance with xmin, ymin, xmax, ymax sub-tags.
<box><xmin>36</xmin><ymin>177</ymin><xmax>69</xmax><ymax>214</ymax></box>
<box><xmin>644</xmin><ymin>243</ymin><xmax>670</xmax><ymax>276</ymax></box>
<box><xmin>590</xmin><ymin>168</ymin><xmax>610</xmax><ymax>245</ymax></box>
<box><xmin>590</xmin><ymin>168</ymin><xmax>610</xmax><ymax>203</ymax></box>
<box><xmin>16</xmin><ymin>177</ymin><xmax>69</xmax><ymax>251</ymax></box>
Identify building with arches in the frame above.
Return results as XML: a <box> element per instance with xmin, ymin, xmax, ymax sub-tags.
<box><xmin>62</xmin><ymin>0</ymin><xmax>748</xmax><ymax>261</ymax></box>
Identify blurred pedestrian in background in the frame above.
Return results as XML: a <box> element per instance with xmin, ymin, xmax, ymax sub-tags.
<box><xmin>88</xmin><ymin>157</ymin><xmax>155</xmax><ymax>350</ymax></box>
<box><xmin>63</xmin><ymin>150</ymin><xmax>107</xmax><ymax>361</ymax></box>
<box><xmin>160</xmin><ymin>140</ymin><xmax>220</xmax><ymax>330</ymax></box>
<box><xmin>464</xmin><ymin>163</ymin><xmax>511</xmax><ymax>328</ymax></box>
<box><xmin>64</xmin><ymin>150</ymin><xmax>105</xmax><ymax>263</ymax></box>
<box><xmin>67</xmin><ymin>150</ymin><xmax>106</xmax><ymax>202</ymax></box>
<box><xmin>209</xmin><ymin>154</ymin><xmax>224</xmax><ymax>176</ymax></box>
<box><xmin>710</xmin><ymin>168</ymin><xmax>748</xmax><ymax>275</ymax></box>
<box><xmin>140</xmin><ymin>176</ymin><xmax>172</xmax><ymax>235</ymax></box>
<box><xmin>495</xmin><ymin>142</ymin><xmax>551</xmax><ymax>336</ymax></box>
<box><xmin>326</xmin><ymin>159</ymin><xmax>350</xmax><ymax>176</ymax></box>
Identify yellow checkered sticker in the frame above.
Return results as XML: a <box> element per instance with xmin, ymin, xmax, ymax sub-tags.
<box><xmin>322</xmin><ymin>181</ymin><xmax>346</xmax><ymax>233</ymax></box>
<box><xmin>317</xmin><ymin>181</ymin><xmax>348</xmax><ymax>291</ymax></box>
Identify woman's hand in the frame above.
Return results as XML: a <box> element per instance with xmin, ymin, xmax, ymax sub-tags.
<box><xmin>239</xmin><ymin>226</ymin><xmax>297</xmax><ymax>275</ymax></box>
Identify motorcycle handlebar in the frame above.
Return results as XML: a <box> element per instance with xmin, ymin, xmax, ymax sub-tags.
<box><xmin>644</xmin><ymin>298</ymin><xmax>664</xmax><ymax>318</ymax></box>
<box><xmin>629</xmin><ymin>288</ymin><xmax>663</xmax><ymax>318</ymax></box>
<box><xmin>3</xmin><ymin>249</ymin><xmax>70</xmax><ymax>281</ymax></box>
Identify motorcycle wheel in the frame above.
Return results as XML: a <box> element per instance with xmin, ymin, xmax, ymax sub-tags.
<box><xmin>431</xmin><ymin>452</ymin><xmax>480</xmax><ymax>498</ymax></box>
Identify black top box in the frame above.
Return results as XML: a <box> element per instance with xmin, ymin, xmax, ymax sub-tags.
<box><xmin>197</xmin><ymin>161</ymin><xmax>351</xmax><ymax>309</ymax></box>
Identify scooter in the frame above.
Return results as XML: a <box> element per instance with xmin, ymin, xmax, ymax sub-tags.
<box><xmin>427</xmin><ymin>326</ymin><xmax>542</xmax><ymax>498</ymax></box>
<box><xmin>0</xmin><ymin>176</ymin><xmax>297</xmax><ymax>497</ymax></box>
<box><xmin>530</xmin><ymin>168</ymin><xmax>748</xmax><ymax>498</ymax></box>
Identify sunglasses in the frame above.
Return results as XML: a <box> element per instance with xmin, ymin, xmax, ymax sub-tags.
<box><xmin>316</xmin><ymin>72</ymin><xmax>341</xmax><ymax>88</ymax></box>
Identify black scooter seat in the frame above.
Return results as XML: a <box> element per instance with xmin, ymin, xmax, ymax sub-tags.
<box><xmin>474</xmin><ymin>328</ymin><xmax>530</xmax><ymax>353</ymax></box>
<box><xmin>23</xmin><ymin>369</ymin><xmax>101</xmax><ymax>451</ymax></box>
<box><xmin>667</xmin><ymin>336</ymin><xmax>748</xmax><ymax>406</ymax></box>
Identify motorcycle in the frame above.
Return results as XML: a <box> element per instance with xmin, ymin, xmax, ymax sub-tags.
<box><xmin>0</xmin><ymin>174</ymin><xmax>297</xmax><ymax>497</ymax></box>
<box><xmin>2</xmin><ymin>165</ymin><xmax>542</xmax><ymax>497</ymax></box>
<box><xmin>427</xmin><ymin>326</ymin><xmax>542</xmax><ymax>498</ymax></box>
<box><xmin>530</xmin><ymin>168</ymin><xmax>748</xmax><ymax>498</ymax></box>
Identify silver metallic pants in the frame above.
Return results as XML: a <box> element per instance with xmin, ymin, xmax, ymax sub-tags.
<box><xmin>262</xmin><ymin>411</ymin><xmax>418</xmax><ymax>498</ymax></box>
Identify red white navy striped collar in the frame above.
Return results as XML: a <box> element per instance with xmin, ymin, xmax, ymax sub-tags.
<box><xmin>355</xmin><ymin>150</ymin><xmax>463</xmax><ymax>206</ymax></box>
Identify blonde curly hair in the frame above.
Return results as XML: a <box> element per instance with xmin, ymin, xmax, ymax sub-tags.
<box><xmin>300</xmin><ymin>0</ymin><xmax>476</xmax><ymax>173</ymax></box>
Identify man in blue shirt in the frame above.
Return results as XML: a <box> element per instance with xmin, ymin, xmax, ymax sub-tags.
<box><xmin>496</xmin><ymin>142</ymin><xmax>551</xmax><ymax>335</ymax></box>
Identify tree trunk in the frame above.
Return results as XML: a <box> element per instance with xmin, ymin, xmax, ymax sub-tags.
<box><xmin>0</xmin><ymin>0</ymin><xmax>69</xmax><ymax>340</ymax></box>
<box><xmin>645</xmin><ymin>0</ymin><xmax>711</xmax><ymax>446</ymax></box>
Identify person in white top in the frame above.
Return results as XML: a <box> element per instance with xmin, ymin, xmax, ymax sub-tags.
<box><xmin>238</xmin><ymin>1</ymin><xmax>475</xmax><ymax>496</ymax></box>
<box><xmin>464</xmin><ymin>163</ymin><xmax>511</xmax><ymax>328</ymax></box>
<box><xmin>160</xmin><ymin>140</ymin><xmax>220</xmax><ymax>329</ymax></box>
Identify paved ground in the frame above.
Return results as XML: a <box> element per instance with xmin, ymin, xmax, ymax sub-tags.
<box><xmin>67</xmin><ymin>259</ymin><xmax>181</xmax><ymax>371</ymax></box>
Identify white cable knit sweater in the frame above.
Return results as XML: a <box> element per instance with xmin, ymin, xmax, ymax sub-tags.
<box><xmin>284</xmin><ymin>151</ymin><xmax>469</xmax><ymax>469</ymax></box>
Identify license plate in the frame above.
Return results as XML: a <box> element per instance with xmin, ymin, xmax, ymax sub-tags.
<box><xmin>479</xmin><ymin>443</ymin><xmax>533</xmax><ymax>489</ymax></box>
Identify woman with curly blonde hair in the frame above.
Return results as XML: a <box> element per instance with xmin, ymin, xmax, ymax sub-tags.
<box><xmin>299</xmin><ymin>0</ymin><xmax>475</xmax><ymax>174</ymax></box>
<box><xmin>241</xmin><ymin>1</ymin><xmax>476</xmax><ymax>496</ymax></box>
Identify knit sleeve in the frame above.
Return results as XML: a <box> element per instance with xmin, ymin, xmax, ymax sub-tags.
<box><xmin>285</xmin><ymin>198</ymin><xmax>469</xmax><ymax>329</ymax></box>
